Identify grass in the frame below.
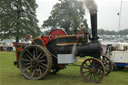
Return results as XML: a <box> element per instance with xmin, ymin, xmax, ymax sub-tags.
<box><xmin>0</xmin><ymin>52</ymin><xmax>128</xmax><ymax>85</ymax></box>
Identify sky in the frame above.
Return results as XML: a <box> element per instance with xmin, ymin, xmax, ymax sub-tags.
<box><xmin>36</xmin><ymin>0</ymin><xmax>128</xmax><ymax>31</ymax></box>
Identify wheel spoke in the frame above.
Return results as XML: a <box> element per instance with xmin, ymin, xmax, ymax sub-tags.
<box><xmin>83</xmin><ymin>71</ymin><xmax>89</xmax><ymax>73</ymax></box>
<box><xmin>24</xmin><ymin>62</ymin><xmax>31</xmax><ymax>66</ymax></box>
<box><xmin>31</xmin><ymin>69</ymin><xmax>36</xmax><ymax>78</ymax></box>
<box><xmin>82</xmin><ymin>65</ymin><xmax>89</xmax><ymax>69</ymax></box>
<box><xmin>89</xmin><ymin>60</ymin><xmax>92</xmax><ymax>65</ymax></box>
<box><xmin>33</xmin><ymin>49</ymin><xmax>36</xmax><ymax>59</ymax></box>
<box><xmin>26</xmin><ymin>49</ymin><xmax>33</xmax><ymax>57</ymax></box>
<box><xmin>95</xmin><ymin>72</ymin><xmax>100</xmax><ymax>79</ymax></box>
<box><xmin>83</xmin><ymin>62</ymin><xmax>90</xmax><ymax>69</ymax></box>
<box><xmin>21</xmin><ymin>58</ymin><xmax>30</xmax><ymax>62</ymax></box>
<box><xmin>85</xmin><ymin>72</ymin><xmax>90</xmax><ymax>78</ymax></box>
<box><xmin>38</xmin><ymin>60</ymin><xmax>47</xmax><ymax>63</ymax></box>
<box><xmin>98</xmin><ymin>68</ymin><xmax>102</xmax><ymax>75</ymax></box>
<box><xmin>92</xmin><ymin>61</ymin><xmax>95</xmax><ymax>68</ymax></box>
<box><xmin>39</xmin><ymin>64</ymin><xmax>46</xmax><ymax>69</ymax></box>
<box><xmin>39</xmin><ymin>54</ymin><xmax>45</xmax><ymax>59</ymax></box>
<box><xmin>39</xmin><ymin>67</ymin><xmax>42</xmax><ymax>76</ymax></box>
<box><xmin>23</xmin><ymin>65</ymin><xmax>32</xmax><ymax>72</ymax></box>
<box><xmin>97</xmin><ymin>68</ymin><xmax>103</xmax><ymax>77</ymax></box>
<box><xmin>36</xmin><ymin>52</ymin><xmax>43</xmax><ymax>59</ymax></box>
<box><xmin>40</xmin><ymin>63</ymin><xmax>48</xmax><ymax>67</ymax></box>
<box><xmin>26</xmin><ymin>54</ymin><xmax>32</xmax><ymax>60</ymax></box>
<box><xmin>35</xmin><ymin>47</ymin><xmax>38</xmax><ymax>57</ymax></box>
<box><xmin>93</xmin><ymin>73</ymin><xmax>96</xmax><ymax>81</ymax></box>
<box><xmin>89</xmin><ymin>73</ymin><xmax>92</xmax><ymax>81</ymax></box>
<box><xmin>85</xmin><ymin>62</ymin><xmax>90</xmax><ymax>67</ymax></box>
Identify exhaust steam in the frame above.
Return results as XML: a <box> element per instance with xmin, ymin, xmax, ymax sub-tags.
<box><xmin>82</xmin><ymin>0</ymin><xmax>97</xmax><ymax>14</ymax></box>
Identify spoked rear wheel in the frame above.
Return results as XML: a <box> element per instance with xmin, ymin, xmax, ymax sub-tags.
<box><xmin>80</xmin><ymin>58</ymin><xmax>105</xmax><ymax>83</ymax></box>
<box><xmin>100</xmin><ymin>56</ymin><xmax>112</xmax><ymax>76</ymax></box>
<box><xmin>18</xmin><ymin>45</ymin><xmax>52</xmax><ymax>80</ymax></box>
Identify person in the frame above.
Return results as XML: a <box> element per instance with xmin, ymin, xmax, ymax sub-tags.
<box><xmin>25</xmin><ymin>34</ymin><xmax>32</xmax><ymax>43</ymax></box>
<box><xmin>78</xmin><ymin>25</ymin><xmax>89</xmax><ymax>43</ymax></box>
<box><xmin>79</xmin><ymin>25</ymin><xmax>87</xmax><ymax>33</ymax></box>
<box><xmin>10</xmin><ymin>46</ymin><xmax>13</xmax><ymax>51</ymax></box>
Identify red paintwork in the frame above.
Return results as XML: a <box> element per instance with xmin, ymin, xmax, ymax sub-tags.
<box><xmin>49</xmin><ymin>29</ymin><xmax>67</xmax><ymax>39</ymax></box>
<box><xmin>41</xmin><ymin>29</ymin><xmax>67</xmax><ymax>45</ymax></box>
<box><xmin>41</xmin><ymin>36</ymin><xmax>49</xmax><ymax>45</ymax></box>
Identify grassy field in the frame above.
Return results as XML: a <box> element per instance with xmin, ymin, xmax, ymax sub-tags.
<box><xmin>0</xmin><ymin>52</ymin><xmax>128</xmax><ymax>85</ymax></box>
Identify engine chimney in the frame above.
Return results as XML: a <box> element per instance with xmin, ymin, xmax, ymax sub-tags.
<box><xmin>90</xmin><ymin>12</ymin><xmax>98</xmax><ymax>41</ymax></box>
<box><xmin>73</xmin><ymin>0</ymin><xmax>102</xmax><ymax>58</ymax></box>
<box><xmin>74</xmin><ymin>12</ymin><xmax>102</xmax><ymax>58</ymax></box>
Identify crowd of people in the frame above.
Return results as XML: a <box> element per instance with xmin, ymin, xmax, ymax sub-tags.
<box><xmin>0</xmin><ymin>46</ymin><xmax>13</xmax><ymax>51</ymax></box>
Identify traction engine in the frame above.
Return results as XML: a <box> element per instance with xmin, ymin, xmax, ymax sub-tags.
<box><xmin>13</xmin><ymin>12</ymin><xmax>112</xmax><ymax>83</ymax></box>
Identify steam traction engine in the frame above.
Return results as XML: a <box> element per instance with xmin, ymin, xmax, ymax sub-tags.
<box><xmin>13</xmin><ymin>13</ymin><xmax>112</xmax><ymax>83</ymax></box>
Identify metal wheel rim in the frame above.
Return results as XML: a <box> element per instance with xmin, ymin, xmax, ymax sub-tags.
<box><xmin>19</xmin><ymin>45</ymin><xmax>52</xmax><ymax>80</ymax></box>
<box><xmin>100</xmin><ymin>56</ymin><xmax>112</xmax><ymax>76</ymax></box>
<box><xmin>80</xmin><ymin>58</ymin><xmax>105</xmax><ymax>83</ymax></box>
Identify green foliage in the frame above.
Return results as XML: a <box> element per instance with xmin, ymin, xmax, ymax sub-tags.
<box><xmin>42</xmin><ymin>0</ymin><xmax>88</xmax><ymax>34</ymax></box>
<box><xmin>119</xmin><ymin>29</ymin><xmax>128</xmax><ymax>35</ymax></box>
<box><xmin>0</xmin><ymin>0</ymin><xmax>41</xmax><ymax>42</ymax></box>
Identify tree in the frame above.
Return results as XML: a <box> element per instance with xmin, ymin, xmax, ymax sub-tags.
<box><xmin>42</xmin><ymin>0</ymin><xmax>88</xmax><ymax>34</ymax></box>
<box><xmin>98</xmin><ymin>29</ymin><xmax>105</xmax><ymax>35</ymax></box>
<box><xmin>97</xmin><ymin>29</ymin><xmax>128</xmax><ymax>35</ymax></box>
<box><xmin>119</xmin><ymin>29</ymin><xmax>128</xmax><ymax>35</ymax></box>
<box><xmin>0</xmin><ymin>0</ymin><xmax>41</xmax><ymax>42</ymax></box>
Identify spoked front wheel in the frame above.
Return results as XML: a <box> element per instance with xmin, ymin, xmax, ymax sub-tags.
<box><xmin>18</xmin><ymin>45</ymin><xmax>52</xmax><ymax>80</ymax></box>
<box><xmin>100</xmin><ymin>56</ymin><xmax>112</xmax><ymax>76</ymax></box>
<box><xmin>80</xmin><ymin>58</ymin><xmax>105</xmax><ymax>83</ymax></box>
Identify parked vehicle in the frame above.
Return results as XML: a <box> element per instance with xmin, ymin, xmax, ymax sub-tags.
<box><xmin>104</xmin><ymin>43</ymin><xmax>128</xmax><ymax>70</ymax></box>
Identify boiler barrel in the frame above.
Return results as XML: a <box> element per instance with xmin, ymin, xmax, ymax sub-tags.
<box><xmin>76</xmin><ymin>41</ymin><xmax>102</xmax><ymax>58</ymax></box>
